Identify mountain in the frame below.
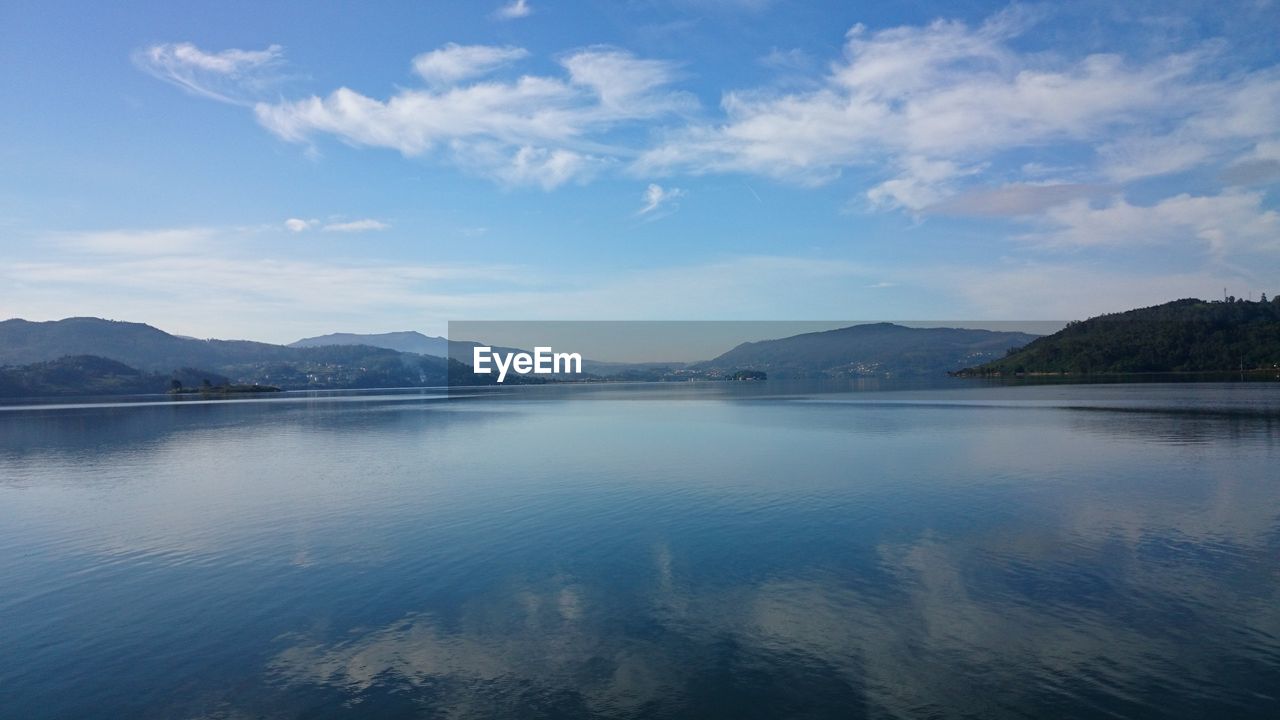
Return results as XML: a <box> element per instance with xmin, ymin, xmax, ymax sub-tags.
<box><xmin>0</xmin><ymin>355</ymin><xmax>230</xmax><ymax>398</ymax></box>
<box><xmin>0</xmin><ymin>317</ymin><xmax>525</xmax><ymax>392</ymax></box>
<box><xmin>695</xmin><ymin>323</ymin><xmax>1041</xmax><ymax>378</ymax></box>
<box><xmin>290</xmin><ymin>329</ymin><xmax>652</xmax><ymax>377</ymax></box>
<box><xmin>953</xmin><ymin>297</ymin><xmax>1280</xmax><ymax>375</ymax></box>
<box><xmin>290</xmin><ymin>331</ymin><xmax>449</xmax><ymax>357</ymax></box>
<box><xmin>0</xmin><ymin>317</ymin><xmax>297</xmax><ymax>372</ymax></box>
<box><xmin>290</xmin><ymin>330</ymin><xmax>564</xmax><ymax>368</ymax></box>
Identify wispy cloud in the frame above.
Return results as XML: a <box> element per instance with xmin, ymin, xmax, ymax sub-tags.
<box><xmin>412</xmin><ymin>44</ymin><xmax>529</xmax><ymax>85</ymax></box>
<box><xmin>285</xmin><ymin>218</ymin><xmax>390</xmax><ymax>233</ymax></box>
<box><xmin>866</xmin><ymin>157</ymin><xmax>977</xmax><ymax>212</ymax></box>
<box><xmin>248</xmin><ymin>45</ymin><xmax>690</xmax><ymax>188</ymax></box>
<box><xmin>1025</xmin><ymin>190</ymin><xmax>1280</xmax><ymax>258</ymax></box>
<box><xmin>135</xmin><ymin>42</ymin><xmax>283</xmax><ymax>105</ymax></box>
<box><xmin>637</xmin><ymin>183</ymin><xmax>685</xmax><ymax>217</ymax></box>
<box><xmin>53</xmin><ymin>227</ymin><xmax>217</xmax><ymax>255</ymax></box>
<box><xmin>495</xmin><ymin>0</ymin><xmax>532</xmax><ymax>20</ymax></box>
<box><xmin>758</xmin><ymin>47</ymin><xmax>812</xmax><ymax>72</ymax></box>
<box><xmin>321</xmin><ymin>219</ymin><xmax>390</xmax><ymax>233</ymax></box>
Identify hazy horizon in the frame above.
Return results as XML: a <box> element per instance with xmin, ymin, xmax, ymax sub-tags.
<box><xmin>1</xmin><ymin>315</ymin><xmax>1068</xmax><ymax>364</ymax></box>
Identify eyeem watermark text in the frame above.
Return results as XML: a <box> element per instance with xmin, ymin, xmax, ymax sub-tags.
<box><xmin>472</xmin><ymin>346</ymin><xmax>583</xmax><ymax>382</ymax></box>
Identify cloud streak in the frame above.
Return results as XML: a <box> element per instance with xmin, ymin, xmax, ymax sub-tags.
<box><xmin>412</xmin><ymin>44</ymin><xmax>529</xmax><ymax>86</ymax></box>
<box><xmin>637</xmin><ymin>183</ymin><xmax>684</xmax><ymax>216</ymax></box>
<box><xmin>284</xmin><ymin>218</ymin><xmax>390</xmax><ymax>233</ymax></box>
<box><xmin>136</xmin><ymin>42</ymin><xmax>283</xmax><ymax>105</ymax></box>
<box><xmin>495</xmin><ymin>0</ymin><xmax>532</xmax><ymax>20</ymax></box>
<box><xmin>321</xmin><ymin>219</ymin><xmax>390</xmax><ymax>233</ymax></box>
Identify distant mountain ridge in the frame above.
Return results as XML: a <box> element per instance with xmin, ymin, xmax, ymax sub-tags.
<box><xmin>28</xmin><ymin>304</ymin><xmax>1275</xmax><ymax>394</ymax></box>
<box><xmin>0</xmin><ymin>317</ymin><xmax>297</xmax><ymax>372</ymax></box>
<box><xmin>696</xmin><ymin>323</ymin><xmax>1040</xmax><ymax>378</ymax></box>
<box><xmin>290</xmin><ymin>330</ymin><xmax>530</xmax><ymax>366</ymax></box>
<box><xmin>290</xmin><ymin>331</ymin><xmax>448</xmax><ymax>357</ymax></box>
<box><xmin>0</xmin><ymin>318</ymin><xmax>518</xmax><ymax>392</ymax></box>
<box><xmin>290</xmin><ymin>330</ymin><xmax>661</xmax><ymax>375</ymax></box>
<box><xmin>1</xmin><ymin>317</ymin><xmax>1046</xmax><ymax>394</ymax></box>
<box><xmin>954</xmin><ymin>297</ymin><xmax>1280</xmax><ymax>375</ymax></box>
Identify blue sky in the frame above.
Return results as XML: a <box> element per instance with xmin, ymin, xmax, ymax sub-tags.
<box><xmin>2</xmin><ymin>0</ymin><xmax>1278</xmax><ymax>342</ymax></box>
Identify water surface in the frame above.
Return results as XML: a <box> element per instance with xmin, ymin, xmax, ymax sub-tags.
<box><xmin>1</xmin><ymin>382</ymin><xmax>1278</xmax><ymax>719</ymax></box>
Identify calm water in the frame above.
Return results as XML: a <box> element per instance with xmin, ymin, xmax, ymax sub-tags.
<box><xmin>1</xmin><ymin>382</ymin><xmax>1278</xmax><ymax>719</ymax></box>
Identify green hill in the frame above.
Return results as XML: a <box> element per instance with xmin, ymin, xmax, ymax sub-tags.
<box><xmin>954</xmin><ymin>297</ymin><xmax>1280</xmax><ymax>376</ymax></box>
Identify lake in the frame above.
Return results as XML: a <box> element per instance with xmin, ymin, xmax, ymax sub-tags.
<box><xmin>1</xmin><ymin>382</ymin><xmax>1278</xmax><ymax>719</ymax></box>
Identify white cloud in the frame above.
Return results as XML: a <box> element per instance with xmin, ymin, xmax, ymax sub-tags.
<box><xmin>1027</xmin><ymin>190</ymin><xmax>1280</xmax><ymax>257</ymax></box>
<box><xmin>758</xmin><ymin>47</ymin><xmax>812</xmax><ymax>72</ymax></box>
<box><xmin>634</xmin><ymin>10</ymin><xmax>1280</xmax><ymax>214</ymax></box>
<box><xmin>411</xmin><ymin>44</ymin><xmax>529</xmax><ymax>86</ymax></box>
<box><xmin>495</xmin><ymin>0</ymin><xmax>532</xmax><ymax>20</ymax></box>
<box><xmin>321</xmin><ymin>219</ymin><xmax>390</xmax><ymax>233</ymax></box>
<box><xmin>637</xmin><ymin>183</ymin><xmax>685</xmax><ymax>216</ymax></box>
<box><xmin>1097</xmin><ymin>134</ymin><xmax>1214</xmax><ymax>182</ymax></box>
<box><xmin>637</xmin><ymin>16</ymin><xmax>1196</xmax><ymax>182</ymax></box>
<box><xmin>250</xmin><ymin>46</ymin><xmax>688</xmax><ymax>188</ymax></box>
<box><xmin>866</xmin><ymin>157</ymin><xmax>975</xmax><ymax>211</ymax></box>
<box><xmin>53</xmin><ymin>227</ymin><xmax>216</xmax><ymax>255</ymax></box>
<box><xmin>144</xmin><ymin>41</ymin><xmax>281</xmax><ymax>75</ymax></box>
<box><xmin>135</xmin><ymin>42</ymin><xmax>283</xmax><ymax>105</ymax></box>
<box><xmin>138</xmin><ymin>12</ymin><xmax>1280</xmax><ymax>224</ymax></box>
<box><xmin>493</xmin><ymin>146</ymin><xmax>600</xmax><ymax>189</ymax></box>
<box><xmin>560</xmin><ymin>49</ymin><xmax>688</xmax><ymax>117</ymax></box>
<box><xmin>284</xmin><ymin>218</ymin><xmax>387</xmax><ymax>233</ymax></box>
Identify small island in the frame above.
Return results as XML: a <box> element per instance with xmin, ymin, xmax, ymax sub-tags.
<box><xmin>169</xmin><ymin>380</ymin><xmax>281</xmax><ymax>395</ymax></box>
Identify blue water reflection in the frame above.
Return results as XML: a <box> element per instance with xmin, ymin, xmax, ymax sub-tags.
<box><xmin>1</xmin><ymin>383</ymin><xmax>1277</xmax><ymax>718</ymax></box>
